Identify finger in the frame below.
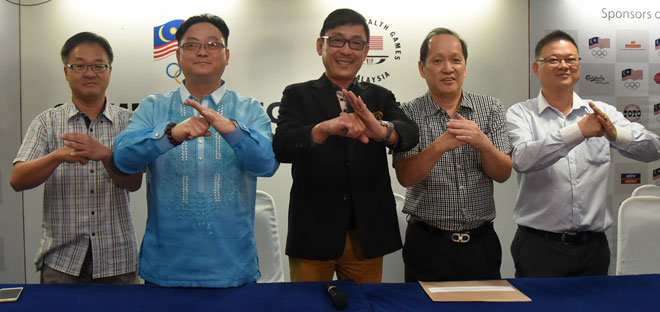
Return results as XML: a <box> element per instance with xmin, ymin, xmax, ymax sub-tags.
<box><xmin>455</xmin><ymin>114</ymin><xmax>465</xmax><ymax>120</ymax></box>
<box><xmin>589</xmin><ymin>102</ymin><xmax>606</xmax><ymax>117</ymax></box>
<box><xmin>184</xmin><ymin>98</ymin><xmax>203</xmax><ymax>109</ymax></box>
<box><xmin>359</xmin><ymin>134</ymin><xmax>369</xmax><ymax>144</ymax></box>
<box><xmin>343</xmin><ymin>90</ymin><xmax>362</xmax><ymax>112</ymax></box>
<box><xmin>60</xmin><ymin>132</ymin><xmax>84</xmax><ymax>142</ymax></box>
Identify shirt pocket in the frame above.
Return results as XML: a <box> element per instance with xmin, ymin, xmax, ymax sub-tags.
<box><xmin>582</xmin><ymin>137</ymin><xmax>610</xmax><ymax>165</ymax></box>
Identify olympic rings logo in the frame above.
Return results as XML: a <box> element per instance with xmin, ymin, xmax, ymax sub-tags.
<box><xmin>624</xmin><ymin>81</ymin><xmax>641</xmax><ymax>89</ymax></box>
<box><xmin>166</xmin><ymin>63</ymin><xmax>182</xmax><ymax>84</ymax></box>
<box><xmin>591</xmin><ymin>49</ymin><xmax>608</xmax><ymax>58</ymax></box>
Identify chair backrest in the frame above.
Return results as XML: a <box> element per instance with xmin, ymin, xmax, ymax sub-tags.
<box><xmin>381</xmin><ymin>193</ymin><xmax>407</xmax><ymax>283</ymax></box>
<box><xmin>254</xmin><ymin>190</ymin><xmax>284</xmax><ymax>282</ymax></box>
<box><xmin>631</xmin><ymin>184</ymin><xmax>660</xmax><ymax>197</ymax></box>
<box><xmin>616</xmin><ymin>196</ymin><xmax>660</xmax><ymax>275</ymax></box>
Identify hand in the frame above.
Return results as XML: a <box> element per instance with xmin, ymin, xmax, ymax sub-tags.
<box><xmin>432</xmin><ymin>129</ymin><xmax>466</xmax><ymax>153</ymax></box>
<box><xmin>577</xmin><ymin>109</ymin><xmax>604</xmax><ymax>139</ymax></box>
<box><xmin>318</xmin><ymin>112</ymin><xmax>369</xmax><ymax>143</ymax></box>
<box><xmin>171</xmin><ymin>116</ymin><xmax>212</xmax><ymax>142</ymax></box>
<box><xmin>185</xmin><ymin>99</ymin><xmax>236</xmax><ymax>135</ymax></box>
<box><xmin>342</xmin><ymin>90</ymin><xmax>388</xmax><ymax>141</ymax></box>
<box><xmin>589</xmin><ymin>102</ymin><xmax>617</xmax><ymax>141</ymax></box>
<box><xmin>445</xmin><ymin>114</ymin><xmax>491</xmax><ymax>151</ymax></box>
<box><xmin>55</xmin><ymin>145</ymin><xmax>88</xmax><ymax>165</ymax></box>
<box><xmin>61</xmin><ymin>132</ymin><xmax>110</xmax><ymax>162</ymax></box>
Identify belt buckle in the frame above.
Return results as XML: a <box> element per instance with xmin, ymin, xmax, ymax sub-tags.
<box><xmin>561</xmin><ymin>232</ymin><xmax>577</xmax><ymax>245</ymax></box>
<box><xmin>451</xmin><ymin>232</ymin><xmax>470</xmax><ymax>243</ymax></box>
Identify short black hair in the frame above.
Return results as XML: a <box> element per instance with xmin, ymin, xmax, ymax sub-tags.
<box><xmin>419</xmin><ymin>27</ymin><xmax>467</xmax><ymax>64</ymax></box>
<box><xmin>60</xmin><ymin>32</ymin><xmax>113</xmax><ymax>65</ymax></box>
<box><xmin>319</xmin><ymin>8</ymin><xmax>369</xmax><ymax>42</ymax></box>
<box><xmin>175</xmin><ymin>13</ymin><xmax>230</xmax><ymax>47</ymax></box>
<box><xmin>535</xmin><ymin>30</ymin><xmax>578</xmax><ymax>59</ymax></box>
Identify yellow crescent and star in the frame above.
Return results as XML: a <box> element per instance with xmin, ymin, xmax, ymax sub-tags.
<box><xmin>158</xmin><ymin>24</ymin><xmax>181</xmax><ymax>83</ymax></box>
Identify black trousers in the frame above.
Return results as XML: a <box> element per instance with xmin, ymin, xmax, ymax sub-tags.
<box><xmin>511</xmin><ymin>226</ymin><xmax>610</xmax><ymax>278</ymax></box>
<box><xmin>403</xmin><ymin>220</ymin><xmax>502</xmax><ymax>282</ymax></box>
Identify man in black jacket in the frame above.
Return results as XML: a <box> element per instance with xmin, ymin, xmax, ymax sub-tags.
<box><xmin>273</xmin><ymin>8</ymin><xmax>418</xmax><ymax>283</ymax></box>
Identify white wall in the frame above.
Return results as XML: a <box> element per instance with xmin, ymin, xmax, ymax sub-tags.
<box><xmin>0</xmin><ymin>0</ymin><xmax>25</xmax><ymax>283</ymax></box>
<box><xmin>9</xmin><ymin>0</ymin><xmax>529</xmax><ymax>283</ymax></box>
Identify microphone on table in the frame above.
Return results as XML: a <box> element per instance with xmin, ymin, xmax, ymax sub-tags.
<box><xmin>325</xmin><ymin>283</ymin><xmax>348</xmax><ymax>310</ymax></box>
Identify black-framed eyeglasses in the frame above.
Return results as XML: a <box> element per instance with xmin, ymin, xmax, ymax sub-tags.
<box><xmin>66</xmin><ymin>63</ymin><xmax>110</xmax><ymax>73</ymax></box>
<box><xmin>180</xmin><ymin>41</ymin><xmax>226</xmax><ymax>52</ymax></box>
<box><xmin>321</xmin><ymin>36</ymin><xmax>367</xmax><ymax>51</ymax></box>
<box><xmin>536</xmin><ymin>57</ymin><xmax>581</xmax><ymax>66</ymax></box>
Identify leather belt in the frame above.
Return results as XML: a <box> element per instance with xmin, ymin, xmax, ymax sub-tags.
<box><xmin>409</xmin><ymin>219</ymin><xmax>493</xmax><ymax>243</ymax></box>
<box><xmin>519</xmin><ymin>225</ymin><xmax>605</xmax><ymax>245</ymax></box>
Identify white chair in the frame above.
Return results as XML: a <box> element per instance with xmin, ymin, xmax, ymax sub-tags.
<box><xmin>616</xmin><ymin>196</ymin><xmax>660</xmax><ymax>275</ymax></box>
<box><xmin>631</xmin><ymin>184</ymin><xmax>660</xmax><ymax>197</ymax></box>
<box><xmin>254</xmin><ymin>190</ymin><xmax>284</xmax><ymax>282</ymax></box>
<box><xmin>381</xmin><ymin>193</ymin><xmax>407</xmax><ymax>282</ymax></box>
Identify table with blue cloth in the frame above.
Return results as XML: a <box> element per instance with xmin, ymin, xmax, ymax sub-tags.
<box><xmin>1</xmin><ymin>274</ymin><xmax>658</xmax><ymax>311</ymax></box>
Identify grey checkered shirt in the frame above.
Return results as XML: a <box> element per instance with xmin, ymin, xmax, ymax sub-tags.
<box><xmin>393</xmin><ymin>91</ymin><xmax>512</xmax><ymax>231</ymax></box>
<box><xmin>14</xmin><ymin>101</ymin><xmax>138</xmax><ymax>278</ymax></box>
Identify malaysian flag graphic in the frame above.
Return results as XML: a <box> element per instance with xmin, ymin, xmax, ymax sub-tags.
<box><xmin>622</xmin><ymin>68</ymin><xmax>643</xmax><ymax>81</ymax></box>
<box><xmin>588</xmin><ymin>37</ymin><xmax>610</xmax><ymax>49</ymax></box>
<box><xmin>154</xmin><ymin>19</ymin><xmax>184</xmax><ymax>60</ymax></box>
<box><xmin>656</xmin><ymin>38</ymin><xmax>660</xmax><ymax>50</ymax></box>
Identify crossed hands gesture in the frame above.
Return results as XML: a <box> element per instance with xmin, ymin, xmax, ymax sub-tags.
<box><xmin>314</xmin><ymin>90</ymin><xmax>388</xmax><ymax>144</ymax></box>
<box><xmin>59</xmin><ymin>132</ymin><xmax>112</xmax><ymax>165</ymax></box>
<box><xmin>578</xmin><ymin>102</ymin><xmax>617</xmax><ymax>141</ymax></box>
<box><xmin>433</xmin><ymin>114</ymin><xmax>492</xmax><ymax>153</ymax></box>
<box><xmin>170</xmin><ymin>99</ymin><xmax>237</xmax><ymax>143</ymax></box>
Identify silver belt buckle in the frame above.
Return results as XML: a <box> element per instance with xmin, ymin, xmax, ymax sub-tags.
<box><xmin>451</xmin><ymin>232</ymin><xmax>471</xmax><ymax>243</ymax></box>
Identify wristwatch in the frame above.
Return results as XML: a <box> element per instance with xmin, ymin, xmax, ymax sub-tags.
<box><xmin>374</xmin><ymin>120</ymin><xmax>394</xmax><ymax>143</ymax></box>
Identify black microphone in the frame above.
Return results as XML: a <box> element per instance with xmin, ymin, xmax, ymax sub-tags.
<box><xmin>325</xmin><ymin>283</ymin><xmax>348</xmax><ymax>310</ymax></box>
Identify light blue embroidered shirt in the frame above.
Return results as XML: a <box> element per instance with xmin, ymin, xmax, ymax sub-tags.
<box><xmin>114</xmin><ymin>83</ymin><xmax>278</xmax><ymax>287</ymax></box>
<box><xmin>507</xmin><ymin>91</ymin><xmax>660</xmax><ymax>233</ymax></box>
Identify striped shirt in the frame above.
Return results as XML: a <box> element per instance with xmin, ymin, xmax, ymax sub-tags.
<box><xmin>14</xmin><ymin>101</ymin><xmax>138</xmax><ymax>278</ymax></box>
<box><xmin>393</xmin><ymin>91</ymin><xmax>511</xmax><ymax>231</ymax></box>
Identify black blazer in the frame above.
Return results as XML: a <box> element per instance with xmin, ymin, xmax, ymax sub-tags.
<box><xmin>273</xmin><ymin>74</ymin><xmax>419</xmax><ymax>260</ymax></box>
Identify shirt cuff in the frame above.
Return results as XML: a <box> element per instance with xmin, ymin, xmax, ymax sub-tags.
<box><xmin>560</xmin><ymin>123</ymin><xmax>584</xmax><ymax>146</ymax></box>
<box><xmin>613</xmin><ymin>125</ymin><xmax>632</xmax><ymax>149</ymax></box>
<box><xmin>154</xmin><ymin>122</ymin><xmax>175</xmax><ymax>152</ymax></box>
<box><xmin>223</xmin><ymin>121</ymin><xmax>248</xmax><ymax>146</ymax></box>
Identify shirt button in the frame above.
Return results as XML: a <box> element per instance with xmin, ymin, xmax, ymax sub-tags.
<box><xmin>90</xmin><ymin>190</ymin><xmax>94</xmax><ymax>194</ymax></box>
<box><xmin>90</xmin><ymin>169</ymin><xmax>94</xmax><ymax>173</ymax></box>
<box><xmin>91</xmin><ymin>233</ymin><xmax>96</xmax><ymax>236</ymax></box>
<box><xmin>155</xmin><ymin>132</ymin><xmax>160</xmax><ymax>137</ymax></box>
<box><xmin>89</xmin><ymin>128</ymin><xmax>93</xmax><ymax>132</ymax></box>
<box><xmin>343</xmin><ymin>195</ymin><xmax>349</xmax><ymax>201</ymax></box>
<box><xmin>198</xmin><ymin>139</ymin><xmax>203</xmax><ymax>144</ymax></box>
<box><xmin>198</xmin><ymin>157</ymin><xmax>203</xmax><ymax>161</ymax></box>
<box><xmin>91</xmin><ymin>211</ymin><xmax>95</xmax><ymax>215</ymax></box>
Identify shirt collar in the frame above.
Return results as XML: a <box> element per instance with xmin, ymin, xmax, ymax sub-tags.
<box><xmin>179</xmin><ymin>80</ymin><xmax>227</xmax><ymax>106</ymax></box>
<box><xmin>420</xmin><ymin>90</ymin><xmax>472</xmax><ymax>117</ymax></box>
<box><xmin>536</xmin><ymin>90</ymin><xmax>588</xmax><ymax>115</ymax></box>
<box><xmin>65</xmin><ymin>98</ymin><xmax>113</xmax><ymax>122</ymax></box>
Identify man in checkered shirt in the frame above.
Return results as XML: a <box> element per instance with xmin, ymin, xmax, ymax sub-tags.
<box><xmin>10</xmin><ymin>32</ymin><xmax>142</xmax><ymax>284</ymax></box>
<box><xmin>393</xmin><ymin>28</ymin><xmax>512</xmax><ymax>282</ymax></box>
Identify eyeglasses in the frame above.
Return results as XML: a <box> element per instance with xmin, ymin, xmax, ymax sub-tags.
<box><xmin>321</xmin><ymin>36</ymin><xmax>367</xmax><ymax>51</ymax></box>
<box><xmin>180</xmin><ymin>41</ymin><xmax>226</xmax><ymax>52</ymax></box>
<box><xmin>536</xmin><ymin>57</ymin><xmax>581</xmax><ymax>66</ymax></box>
<box><xmin>66</xmin><ymin>63</ymin><xmax>110</xmax><ymax>73</ymax></box>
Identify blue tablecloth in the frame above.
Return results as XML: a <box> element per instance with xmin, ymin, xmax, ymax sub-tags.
<box><xmin>1</xmin><ymin>274</ymin><xmax>658</xmax><ymax>311</ymax></box>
